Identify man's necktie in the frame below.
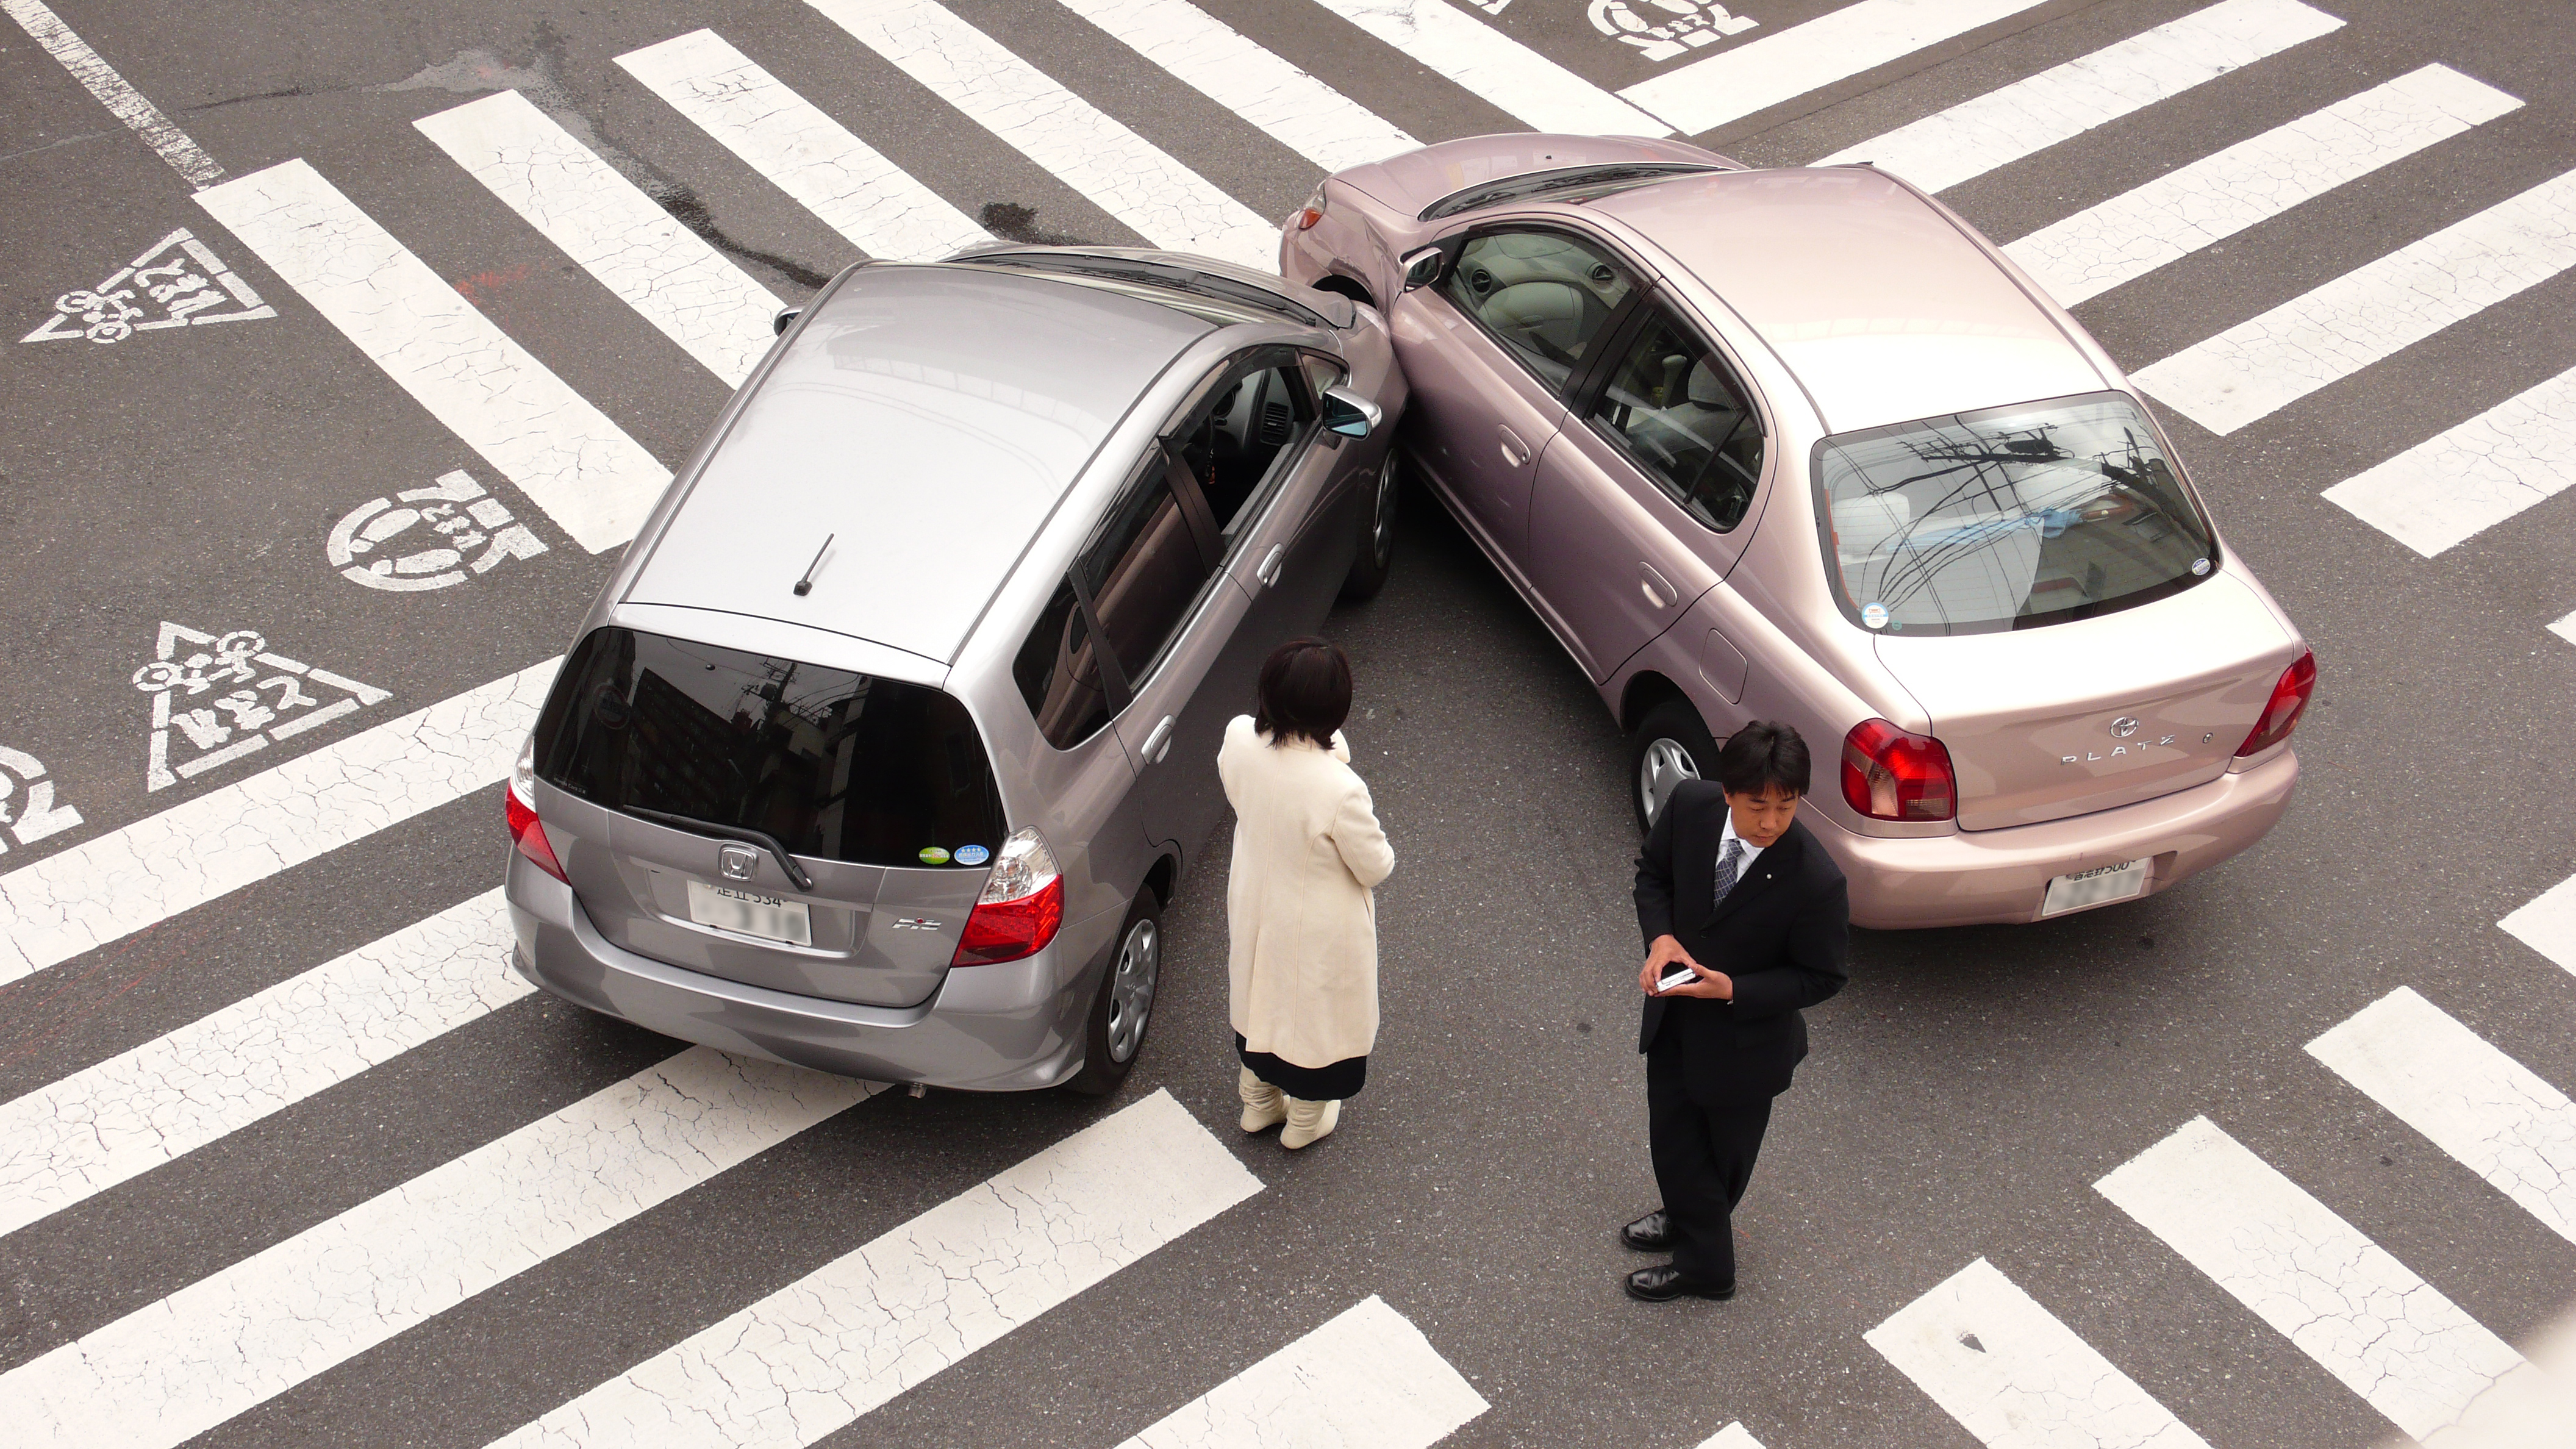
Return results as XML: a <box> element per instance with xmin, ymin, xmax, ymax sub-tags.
<box><xmin>1712</xmin><ymin>839</ymin><xmax>1744</xmax><ymax>909</ymax></box>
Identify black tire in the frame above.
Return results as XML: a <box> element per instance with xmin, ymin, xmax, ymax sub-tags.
<box><xmin>1337</xmin><ymin>448</ymin><xmax>1401</xmax><ymax>603</ymax></box>
<box><xmin>1062</xmin><ymin>893</ymin><xmax>1162</xmax><ymax>1097</ymax></box>
<box><xmin>1628</xmin><ymin>698</ymin><xmax>1719</xmax><ymax>836</ymax></box>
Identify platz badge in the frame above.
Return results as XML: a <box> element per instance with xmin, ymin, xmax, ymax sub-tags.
<box><xmin>22</xmin><ymin>227</ymin><xmax>275</xmax><ymax>345</ymax></box>
<box><xmin>132</xmin><ymin>624</ymin><xmax>390</xmax><ymax>791</ymax></box>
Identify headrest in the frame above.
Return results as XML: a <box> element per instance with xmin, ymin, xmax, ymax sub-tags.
<box><xmin>1483</xmin><ymin>281</ymin><xmax>1583</xmax><ymax>326</ymax></box>
<box><xmin>1687</xmin><ymin>359</ymin><xmax>1733</xmax><ymax>407</ymax></box>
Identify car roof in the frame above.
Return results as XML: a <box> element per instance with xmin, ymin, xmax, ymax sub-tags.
<box><xmin>1587</xmin><ymin>167</ymin><xmax>2106</xmax><ymax>434</ymax></box>
<box><xmin>626</xmin><ymin>264</ymin><xmax>1214</xmax><ymax>664</ymax></box>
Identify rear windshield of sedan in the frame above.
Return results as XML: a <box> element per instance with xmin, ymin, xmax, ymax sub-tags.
<box><xmin>1812</xmin><ymin>393</ymin><xmax>2217</xmax><ymax>637</ymax></box>
<box><xmin>533</xmin><ymin>627</ymin><xmax>1007</xmax><ymax>868</ymax></box>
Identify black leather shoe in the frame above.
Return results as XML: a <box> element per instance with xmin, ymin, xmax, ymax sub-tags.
<box><xmin>1620</xmin><ymin>1209</ymin><xmax>1674</xmax><ymax>1251</ymax></box>
<box><xmin>1624</xmin><ymin>1264</ymin><xmax>1735</xmax><ymax>1303</ymax></box>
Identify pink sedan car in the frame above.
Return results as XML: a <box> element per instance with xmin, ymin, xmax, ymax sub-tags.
<box><xmin>1280</xmin><ymin>134</ymin><xmax>2313</xmax><ymax>929</ymax></box>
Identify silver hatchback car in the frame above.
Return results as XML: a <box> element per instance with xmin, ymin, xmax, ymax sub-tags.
<box><xmin>504</xmin><ymin>248</ymin><xmax>1407</xmax><ymax>1093</ymax></box>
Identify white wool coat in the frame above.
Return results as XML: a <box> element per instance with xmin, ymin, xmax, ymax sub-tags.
<box><xmin>1218</xmin><ymin>714</ymin><xmax>1395</xmax><ymax>1070</ymax></box>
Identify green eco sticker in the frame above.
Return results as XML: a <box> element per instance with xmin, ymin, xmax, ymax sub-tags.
<box><xmin>918</xmin><ymin>846</ymin><xmax>951</xmax><ymax>865</ymax></box>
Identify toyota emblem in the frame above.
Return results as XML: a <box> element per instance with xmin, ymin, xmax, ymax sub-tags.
<box><xmin>2109</xmin><ymin>717</ymin><xmax>2141</xmax><ymax>739</ymax></box>
<box><xmin>717</xmin><ymin>843</ymin><xmax>759</xmax><ymax>881</ymax></box>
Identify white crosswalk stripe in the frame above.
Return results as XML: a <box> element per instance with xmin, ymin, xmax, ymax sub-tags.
<box><xmin>1694</xmin><ymin>1426</ymin><xmax>1769</xmax><ymax>1449</ymax></box>
<box><xmin>2553</xmin><ymin>609</ymin><xmax>2576</xmax><ymax>646</ymax></box>
<box><xmin>488</xmin><ymin>1089</ymin><xmax>1259</xmax><ymax>1449</ymax></box>
<box><xmin>2132</xmin><ymin>166</ymin><xmax>2576</xmax><ymax>437</ymax></box>
<box><xmin>615</xmin><ymin>29</ymin><xmax>989</xmax><ymax>263</ymax></box>
<box><xmin>1056</xmin><ymin>0</ymin><xmax>1415</xmax><ymax>173</ymax></box>
<box><xmin>0</xmin><ymin>659</ymin><xmax>552</xmax><ymax>987</ymax></box>
<box><xmin>2500</xmin><ymin>870</ymin><xmax>2576</xmax><ymax>977</ymax></box>
<box><xmin>2094</xmin><ymin>1116</ymin><xmax>2532</xmax><ymax>1444</ymax></box>
<box><xmin>2320</xmin><ymin>361</ymin><xmax>2576</xmax><ymax>557</ymax></box>
<box><xmin>1622</xmin><ymin>0</ymin><xmax>2056</xmax><ymax>138</ymax></box>
<box><xmin>415</xmin><ymin>90</ymin><xmax>781</xmax><ymax>387</ymax></box>
<box><xmin>3</xmin><ymin>1048</ymin><xmax>878</xmax><ymax>1449</ymax></box>
<box><xmin>1815</xmin><ymin>0</ymin><xmax>2344</xmax><ymax>192</ymax></box>
<box><xmin>1115</xmin><ymin>1295</ymin><xmax>1485</xmax><ymax>1449</ymax></box>
<box><xmin>1867</xmin><ymin>1256</ymin><xmax>2211</xmax><ymax>1449</ymax></box>
<box><xmin>195</xmin><ymin>160</ymin><xmax>670</xmax><ymax>551</ymax></box>
<box><xmin>2308</xmin><ymin>986</ymin><xmax>2576</xmax><ymax>1247</ymax></box>
<box><xmin>2005</xmin><ymin>65</ymin><xmax>2521</xmax><ymax>307</ymax></box>
<box><xmin>1303</xmin><ymin>0</ymin><xmax>1664</xmax><ymax>137</ymax></box>
<box><xmin>807</xmin><ymin>0</ymin><xmax>1276</xmax><ymax>270</ymax></box>
<box><xmin>0</xmin><ymin>890</ymin><xmax>525</xmax><ymax>1239</ymax></box>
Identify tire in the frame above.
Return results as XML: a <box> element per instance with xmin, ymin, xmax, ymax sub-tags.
<box><xmin>1629</xmin><ymin>698</ymin><xmax>1719</xmax><ymax>836</ymax></box>
<box><xmin>1337</xmin><ymin>448</ymin><xmax>1402</xmax><ymax>603</ymax></box>
<box><xmin>1062</xmin><ymin>893</ymin><xmax>1162</xmax><ymax>1096</ymax></box>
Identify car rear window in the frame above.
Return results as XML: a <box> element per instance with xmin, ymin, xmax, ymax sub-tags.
<box><xmin>1812</xmin><ymin>393</ymin><xmax>2217</xmax><ymax>637</ymax></box>
<box><xmin>533</xmin><ymin>627</ymin><xmax>1007</xmax><ymax>868</ymax></box>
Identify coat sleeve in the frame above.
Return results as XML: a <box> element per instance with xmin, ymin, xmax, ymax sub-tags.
<box><xmin>1327</xmin><ymin>775</ymin><xmax>1395</xmax><ymax>889</ymax></box>
<box><xmin>1633</xmin><ymin>793</ymin><xmax>1680</xmax><ymax>948</ymax></box>
<box><xmin>1727</xmin><ymin>870</ymin><xmax>1850</xmax><ymax>1021</ymax></box>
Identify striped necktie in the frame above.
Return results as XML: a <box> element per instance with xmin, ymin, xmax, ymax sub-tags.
<box><xmin>1712</xmin><ymin>838</ymin><xmax>1744</xmax><ymax>909</ymax></box>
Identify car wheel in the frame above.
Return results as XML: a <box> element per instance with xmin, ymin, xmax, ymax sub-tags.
<box><xmin>1064</xmin><ymin>894</ymin><xmax>1162</xmax><ymax>1096</ymax></box>
<box><xmin>1337</xmin><ymin>449</ymin><xmax>1401</xmax><ymax>603</ymax></box>
<box><xmin>1630</xmin><ymin>699</ymin><xmax>1719</xmax><ymax>835</ymax></box>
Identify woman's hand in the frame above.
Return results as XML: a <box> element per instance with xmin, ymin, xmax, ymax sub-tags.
<box><xmin>1639</xmin><ymin>935</ymin><xmax>1734</xmax><ymax>1000</ymax></box>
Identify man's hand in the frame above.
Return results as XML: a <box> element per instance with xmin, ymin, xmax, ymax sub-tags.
<box><xmin>1639</xmin><ymin>934</ymin><xmax>1733</xmax><ymax>1000</ymax></box>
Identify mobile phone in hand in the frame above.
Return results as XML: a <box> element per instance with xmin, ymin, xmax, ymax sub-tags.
<box><xmin>1655</xmin><ymin>961</ymin><xmax>1699</xmax><ymax>993</ymax></box>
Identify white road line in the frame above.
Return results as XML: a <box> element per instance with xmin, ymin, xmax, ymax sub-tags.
<box><xmin>490</xmin><ymin>1089</ymin><xmax>1259</xmax><ymax>1449</ymax></box>
<box><xmin>2308</xmin><ymin>987</ymin><xmax>2576</xmax><ymax>1248</ymax></box>
<box><xmin>4</xmin><ymin>1048</ymin><xmax>876</xmax><ymax>1449</ymax></box>
<box><xmin>615</xmin><ymin>29</ymin><xmax>989</xmax><ymax>263</ymax></box>
<box><xmin>2006</xmin><ymin>66</ymin><xmax>2521</xmax><ymax>307</ymax></box>
<box><xmin>196</xmin><ymin>160</ymin><xmax>671</xmax><ymax>551</ymax></box>
<box><xmin>1303</xmin><ymin>0</ymin><xmax>1665</xmax><ymax>138</ymax></box>
<box><xmin>0</xmin><ymin>891</ymin><xmax>527</xmax><ymax>1240</ymax></box>
<box><xmin>1694</xmin><ymin>1427</ymin><xmax>1768</xmax><ymax>1449</ymax></box>
<box><xmin>0</xmin><ymin>659</ymin><xmax>554</xmax><ymax>988</ymax></box>
<box><xmin>2501</xmin><ymin>871</ymin><xmax>2576</xmax><ymax>978</ymax></box>
<box><xmin>805</xmin><ymin>0</ymin><xmax>1276</xmax><ymax>271</ymax></box>
<box><xmin>1622</xmin><ymin>0</ymin><xmax>2055</xmax><ymax>138</ymax></box>
<box><xmin>2320</xmin><ymin>362</ymin><xmax>2576</xmax><ymax>557</ymax></box>
<box><xmin>2131</xmin><ymin>167</ymin><xmax>2576</xmax><ymax>437</ymax></box>
<box><xmin>2094</xmin><ymin>1116</ymin><xmax>2530</xmax><ymax>1444</ymax></box>
<box><xmin>2</xmin><ymin>0</ymin><xmax>223</xmax><ymax>187</ymax></box>
<box><xmin>415</xmin><ymin>90</ymin><xmax>780</xmax><ymax>388</ymax></box>
<box><xmin>1814</xmin><ymin>0</ymin><xmax>2343</xmax><ymax>192</ymax></box>
<box><xmin>1866</xmin><ymin>1256</ymin><xmax>2211</xmax><ymax>1449</ymax></box>
<box><xmin>2552</xmin><ymin>609</ymin><xmax>2576</xmax><ymax>647</ymax></box>
<box><xmin>1117</xmin><ymin>1295</ymin><xmax>1486</xmax><ymax>1449</ymax></box>
<box><xmin>1056</xmin><ymin>0</ymin><xmax>1417</xmax><ymax>173</ymax></box>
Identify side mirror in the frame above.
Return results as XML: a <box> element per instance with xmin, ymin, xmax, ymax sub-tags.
<box><xmin>1322</xmin><ymin>386</ymin><xmax>1381</xmax><ymax>438</ymax></box>
<box><xmin>1399</xmin><ymin>246</ymin><xmax>1444</xmax><ymax>293</ymax></box>
<box><xmin>773</xmin><ymin>307</ymin><xmax>803</xmax><ymax>337</ymax></box>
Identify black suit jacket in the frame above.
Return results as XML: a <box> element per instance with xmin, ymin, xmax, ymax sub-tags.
<box><xmin>1633</xmin><ymin>783</ymin><xmax>1850</xmax><ymax>1104</ymax></box>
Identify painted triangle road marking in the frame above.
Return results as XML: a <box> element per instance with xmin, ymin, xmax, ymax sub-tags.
<box><xmin>21</xmin><ymin>226</ymin><xmax>274</xmax><ymax>344</ymax></box>
<box><xmin>131</xmin><ymin>624</ymin><xmax>391</xmax><ymax>791</ymax></box>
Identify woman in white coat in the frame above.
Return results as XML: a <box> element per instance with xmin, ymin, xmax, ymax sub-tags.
<box><xmin>1218</xmin><ymin>639</ymin><xmax>1394</xmax><ymax>1149</ymax></box>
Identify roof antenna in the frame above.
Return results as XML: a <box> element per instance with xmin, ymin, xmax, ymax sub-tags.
<box><xmin>793</xmin><ymin>533</ymin><xmax>835</xmax><ymax>597</ymax></box>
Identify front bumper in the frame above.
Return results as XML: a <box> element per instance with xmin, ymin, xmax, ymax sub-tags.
<box><xmin>504</xmin><ymin>856</ymin><xmax>1114</xmax><ymax>1090</ymax></box>
<box><xmin>1817</xmin><ymin>747</ymin><xmax>2300</xmax><ymax>930</ymax></box>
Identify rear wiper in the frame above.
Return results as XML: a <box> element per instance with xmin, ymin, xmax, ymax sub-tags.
<box><xmin>625</xmin><ymin>807</ymin><xmax>815</xmax><ymax>892</ymax></box>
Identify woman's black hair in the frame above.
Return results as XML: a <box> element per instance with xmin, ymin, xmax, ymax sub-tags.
<box><xmin>1714</xmin><ymin>720</ymin><xmax>1811</xmax><ymax>796</ymax></box>
<box><xmin>1254</xmin><ymin>637</ymin><xmax>1352</xmax><ymax>748</ymax></box>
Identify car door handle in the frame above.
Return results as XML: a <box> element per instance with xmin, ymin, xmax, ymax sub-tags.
<box><xmin>1141</xmin><ymin>714</ymin><xmax>1176</xmax><ymax>764</ymax></box>
<box><xmin>1639</xmin><ymin>564</ymin><xmax>1677</xmax><ymax>608</ymax></box>
<box><xmin>1256</xmin><ymin>543</ymin><xmax>1286</xmax><ymax>587</ymax></box>
<box><xmin>1497</xmin><ymin>426</ymin><xmax>1530</xmax><ymax>467</ymax></box>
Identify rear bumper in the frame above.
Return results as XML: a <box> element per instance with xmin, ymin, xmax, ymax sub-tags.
<box><xmin>504</xmin><ymin>856</ymin><xmax>1113</xmax><ymax>1090</ymax></box>
<box><xmin>1816</xmin><ymin>747</ymin><xmax>2300</xmax><ymax>930</ymax></box>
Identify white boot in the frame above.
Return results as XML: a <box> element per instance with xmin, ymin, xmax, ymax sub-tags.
<box><xmin>1239</xmin><ymin>1067</ymin><xmax>1287</xmax><ymax>1133</ymax></box>
<box><xmin>1279</xmin><ymin>1097</ymin><xmax>1340</xmax><ymax>1150</ymax></box>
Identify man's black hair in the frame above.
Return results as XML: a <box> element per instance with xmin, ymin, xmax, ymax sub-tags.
<box><xmin>1714</xmin><ymin>720</ymin><xmax>1811</xmax><ymax>797</ymax></box>
<box><xmin>1254</xmin><ymin>637</ymin><xmax>1352</xmax><ymax>748</ymax></box>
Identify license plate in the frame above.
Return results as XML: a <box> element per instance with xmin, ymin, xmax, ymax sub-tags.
<box><xmin>686</xmin><ymin>879</ymin><xmax>812</xmax><ymax>945</ymax></box>
<box><xmin>2041</xmin><ymin>856</ymin><xmax>2151</xmax><ymax>917</ymax></box>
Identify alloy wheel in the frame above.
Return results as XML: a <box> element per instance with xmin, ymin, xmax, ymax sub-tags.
<box><xmin>1638</xmin><ymin>737</ymin><xmax>1700</xmax><ymax>826</ymax></box>
<box><xmin>1368</xmin><ymin>454</ymin><xmax>1399</xmax><ymax>566</ymax></box>
<box><xmin>1105</xmin><ymin>917</ymin><xmax>1159</xmax><ymax>1064</ymax></box>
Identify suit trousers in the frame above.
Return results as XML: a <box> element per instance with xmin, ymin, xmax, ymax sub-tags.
<box><xmin>1646</xmin><ymin>1043</ymin><xmax>1774</xmax><ymax>1289</ymax></box>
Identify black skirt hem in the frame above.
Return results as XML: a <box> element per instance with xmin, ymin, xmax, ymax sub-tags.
<box><xmin>1235</xmin><ymin>1032</ymin><xmax>1366</xmax><ymax>1101</ymax></box>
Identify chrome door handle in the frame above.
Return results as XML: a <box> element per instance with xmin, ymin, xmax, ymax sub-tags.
<box><xmin>1141</xmin><ymin>714</ymin><xmax>1176</xmax><ymax>764</ymax></box>
<box><xmin>1497</xmin><ymin>426</ymin><xmax>1530</xmax><ymax>467</ymax></box>
<box><xmin>1256</xmin><ymin>543</ymin><xmax>1286</xmax><ymax>587</ymax></box>
<box><xmin>1639</xmin><ymin>564</ymin><xmax>1676</xmax><ymax>608</ymax></box>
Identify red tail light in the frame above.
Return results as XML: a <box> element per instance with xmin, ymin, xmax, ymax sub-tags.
<box><xmin>1842</xmin><ymin>718</ymin><xmax>1956</xmax><ymax>822</ymax></box>
<box><xmin>506</xmin><ymin>784</ymin><xmax>568</xmax><ymax>882</ymax></box>
<box><xmin>953</xmin><ymin>827</ymin><xmax>1064</xmax><ymax>966</ymax></box>
<box><xmin>2235</xmin><ymin>649</ymin><xmax>2317</xmax><ymax>758</ymax></box>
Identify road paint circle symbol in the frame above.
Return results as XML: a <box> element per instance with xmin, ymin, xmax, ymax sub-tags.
<box><xmin>328</xmin><ymin>471</ymin><xmax>549</xmax><ymax>593</ymax></box>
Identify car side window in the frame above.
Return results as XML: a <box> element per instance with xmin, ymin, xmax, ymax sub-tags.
<box><xmin>1013</xmin><ymin>579</ymin><xmax>1112</xmax><ymax>748</ymax></box>
<box><xmin>1167</xmin><ymin>354</ymin><xmax>1316</xmax><ymax>549</ymax></box>
<box><xmin>1441</xmin><ymin>229</ymin><xmax>1636</xmax><ymax>394</ymax></box>
<box><xmin>1583</xmin><ymin>305</ymin><xmax>1765</xmax><ymax>531</ymax></box>
<box><xmin>1080</xmin><ymin>466</ymin><xmax>1215</xmax><ymax>690</ymax></box>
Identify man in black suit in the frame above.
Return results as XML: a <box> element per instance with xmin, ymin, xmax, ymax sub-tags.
<box><xmin>1623</xmin><ymin>720</ymin><xmax>1848</xmax><ymax>1302</ymax></box>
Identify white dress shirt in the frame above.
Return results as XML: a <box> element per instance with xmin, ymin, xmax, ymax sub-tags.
<box><xmin>1716</xmin><ymin>812</ymin><xmax>1763</xmax><ymax>898</ymax></box>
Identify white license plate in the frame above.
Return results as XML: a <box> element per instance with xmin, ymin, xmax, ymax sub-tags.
<box><xmin>2041</xmin><ymin>856</ymin><xmax>2151</xmax><ymax>917</ymax></box>
<box><xmin>686</xmin><ymin>879</ymin><xmax>812</xmax><ymax>945</ymax></box>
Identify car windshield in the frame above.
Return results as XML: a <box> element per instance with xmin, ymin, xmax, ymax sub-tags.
<box><xmin>1812</xmin><ymin>393</ymin><xmax>2217</xmax><ymax>636</ymax></box>
<box><xmin>954</xmin><ymin>252</ymin><xmax>1334</xmax><ymax>329</ymax></box>
<box><xmin>533</xmin><ymin>627</ymin><xmax>1007</xmax><ymax>868</ymax></box>
<box><xmin>1418</xmin><ymin>163</ymin><xmax>1722</xmax><ymax>221</ymax></box>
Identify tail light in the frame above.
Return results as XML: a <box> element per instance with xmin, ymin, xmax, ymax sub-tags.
<box><xmin>506</xmin><ymin>737</ymin><xmax>568</xmax><ymax>882</ymax></box>
<box><xmin>2234</xmin><ymin>649</ymin><xmax>2317</xmax><ymax>758</ymax></box>
<box><xmin>1293</xmin><ymin>186</ymin><xmax>1325</xmax><ymax>231</ymax></box>
<box><xmin>1841</xmin><ymin>718</ymin><xmax>1956</xmax><ymax>822</ymax></box>
<box><xmin>953</xmin><ymin>826</ymin><xmax>1064</xmax><ymax>966</ymax></box>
